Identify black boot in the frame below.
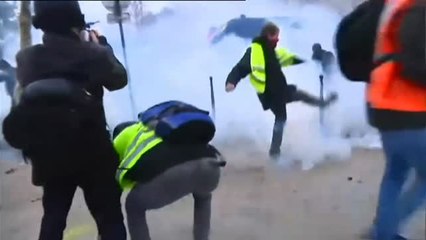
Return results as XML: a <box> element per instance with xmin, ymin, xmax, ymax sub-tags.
<box><xmin>269</xmin><ymin>120</ymin><xmax>285</xmax><ymax>159</ymax></box>
<box><xmin>292</xmin><ymin>89</ymin><xmax>338</xmax><ymax>108</ymax></box>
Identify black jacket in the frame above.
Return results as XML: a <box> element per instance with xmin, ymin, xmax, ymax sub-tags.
<box><xmin>226</xmin><ymin>36</ymin><xmax>304</xmax><ymax>110</ymax></box>
<box><xmin>312</xmin><ymin>49</ymin><xmax>335</xmax><ymax>75</ymax></box>
<box><xmin>10</xmin><ymin>32</ymin><xmax>127</xmax><ymax>186</ymax></box>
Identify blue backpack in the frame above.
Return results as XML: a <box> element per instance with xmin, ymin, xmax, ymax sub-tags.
<box><xmin>138</xmin><ymin>101</ymin><xmax>216</xmax><ymax>144</ymax></box>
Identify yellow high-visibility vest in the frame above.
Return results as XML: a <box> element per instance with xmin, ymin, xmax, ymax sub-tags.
<box><xmin>249</xmin><ymin>43</ymin><xmax>296</xmax><ymax>93</ymax></box>
<box><xmin>113</xmin><ymin>122</ymin><xmax>163</xmax><ymax>190</ymax></box>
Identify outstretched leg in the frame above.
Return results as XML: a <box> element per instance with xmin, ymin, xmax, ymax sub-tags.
<box><xmin>291</xmin><ymin>89</ymin><xmax>338</xmax><ymax>108</ymax></box>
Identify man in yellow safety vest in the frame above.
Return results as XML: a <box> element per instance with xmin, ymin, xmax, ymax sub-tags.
<box><xmin>113</xmin><ymin>120</ymin><xmax>225</xmax><ymax>240</ymax></box>
<box><xmin>225</xmin><ymin>22</ymin><xmax>338</xmax><ymax>159</ymax></box>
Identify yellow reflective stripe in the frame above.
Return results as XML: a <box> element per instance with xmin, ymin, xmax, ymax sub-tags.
<box><xmin>250</xmin><ymin>43</ymin><xmax>267</xmax><ymax>93</ymax></box>
<box><xmin>116</xmin><ymin>133</ymin><xmax>159</xmax><ymax>184</ymax></box>
<box><xmin>122</xmin><ymin>129</ymin><xmax>145</xmax><ymax>157</ymax></box>
<box><xmin>250</xmin><ymin>43</ymin><xmax>265</xmax><ymax>74</ymax></box>
<box><xmin>251</xmin><ymin>73</ymin><xmax>265</xmax><ymax>84</ymax></box>
<box><xmin>276</xmin><ymin>48</ymin><xmax>295</xmax><ymax>67</ymax></box>
<box><xmin>113</xmin><ymin>123</ymin><xmax>139</xmax><ymax>161</ymax></box>
<box><xmin>278</xmin><ymin>55</ymin><xmax>293</xmax><ymax>66</ymax></box>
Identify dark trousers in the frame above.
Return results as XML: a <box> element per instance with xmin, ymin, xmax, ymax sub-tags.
<box><xmin>269</xmin><ymin>89</ymin><xmax>329</xmax><ymax>154</ymax></box>
<box><xmin>125</xmin><ymin>158</ymin><xmax>221</xmax><ymax>240</ymax></box>
<box><xmin>38</xmin><ymin>171</ymin><xmax>127</xmax><ymax>240</ymax></box>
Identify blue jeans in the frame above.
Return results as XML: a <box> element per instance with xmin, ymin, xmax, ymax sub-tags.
<box><xmin>374</xmin><ymin>129</ymin><xmax>426</xmax><ymax>240</ymax></box>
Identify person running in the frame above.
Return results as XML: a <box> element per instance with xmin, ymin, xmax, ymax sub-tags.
<box><xmin>362</xmin><ymin>0</ymin><xmax>426</xmax><ymax>239</ymax></box>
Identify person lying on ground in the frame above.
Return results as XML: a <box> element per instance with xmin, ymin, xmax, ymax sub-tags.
<box><xmin>208</xmin><ymin>14</ymin><xmax>301</xmax><ymax>45</ymax></box>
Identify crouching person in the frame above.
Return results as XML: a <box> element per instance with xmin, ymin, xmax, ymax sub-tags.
<box><xmin>112</xmin><ymin>101</ymin><xmax>226</xmax><ymax>240</ymax></box>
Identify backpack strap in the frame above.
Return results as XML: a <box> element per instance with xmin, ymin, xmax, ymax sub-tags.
<box><xmin>373</xmin><ymin>53</ymin><xmax>400</xmax><ymax>69</ymax></box>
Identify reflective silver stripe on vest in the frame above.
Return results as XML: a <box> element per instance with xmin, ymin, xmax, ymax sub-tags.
<box><xmin>116</xmin><ymin>134</ymin><xmax>158</xmax><ymax>181</ymax></box>
<box><xmin>252</xmin><ymin>66</ymin><xmax>265</xmax><ymax>72</ymax></box>
<box><xmin>374</xmin><ymin>0</ymin><xmax>400</xmax><ymax>61</ymax></box>
<box><xmin>123</xmin><ymin>129</ymin><xmax>145</xmax><ymax>157</ymax></box>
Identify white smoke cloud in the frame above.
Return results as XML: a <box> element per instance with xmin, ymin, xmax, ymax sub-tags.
<box><xmin>0</xmin><ymin>0</ymin><xmax>380</xmax><ymax>168</ymax></box>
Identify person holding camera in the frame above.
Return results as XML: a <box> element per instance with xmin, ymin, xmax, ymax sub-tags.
<box><xmin>5</xmin><ymin>1</ymin><xmax>128</xmax><ymax>240</ymax></box>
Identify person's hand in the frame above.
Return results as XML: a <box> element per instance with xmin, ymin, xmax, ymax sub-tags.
<box><xmin>89</xmin><ymin>30</ymin><xmax>100</xmax><ymax>44</ymax></box>
<box><xmin>79</xmin><ymin>30</ymin><xmax>102</xmax><ymax>43</ymax></box>
<box><xmin>225</xmin><ymin>83</ymin><xmax>235</xmax><ymax>92</ymax></box>
<box><xmin>79</xmin><ymin>30</ymin><xmax>90</xmax><ymax>42</ymax></box>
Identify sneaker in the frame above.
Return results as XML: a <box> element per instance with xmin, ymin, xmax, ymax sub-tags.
<box><xmin>320</xmin><ymin>92</ymin><xmax>338</xmax><ymax>108</ymax></box>
<box><xmin>269</xmin><ymin>148</ymin><xmax>281</xmax><ymax>160</ymax></box>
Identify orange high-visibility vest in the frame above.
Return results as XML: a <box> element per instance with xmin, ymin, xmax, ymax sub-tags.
<box><xmin>368</xmin><ymin>0</ymin><xmax>426</xmax><ymax>112</ymax></box>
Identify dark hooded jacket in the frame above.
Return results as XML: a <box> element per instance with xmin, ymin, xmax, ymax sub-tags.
<box><xmin>312</xmin><ymin>49</ymin><xmax>335</xmax><ymax>75</ymax></box>
<box><xmin>5</xmin><ymin>32</ymin><xmax>127</xmax><ymax>186</ymax></box>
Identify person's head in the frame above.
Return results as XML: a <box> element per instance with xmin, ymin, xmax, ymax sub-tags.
<box><xmin>260</xmin><ymin>22</ymin><xmax>280</xmax><ymax>48</ymax></box>
<box><xmin>240</xmin><ymin>14</ymin><xmax>246</xmax><ymax>19</ymax></box>
<box><xmin>32</xmin><ymin>1</ymin><xmax>86</xmax><ymax>37</ymax></box>
<box><xmin>312</xmin><ymin>43</ymin><xmax>322</xmax><ymax>53</ymax></box>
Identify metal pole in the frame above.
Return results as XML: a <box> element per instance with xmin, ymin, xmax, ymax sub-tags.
<box><xmin>209</xmin><ymin>76</ymin><xmax>216</xmax><ymax>121</ymax></box>
<box><xmin>114</xmin><ymin>0</ymin><xmax>137</xmax><ymax>119</ymax></box>
<box><xmin>319</xmin><ymin>74</ymin><xmax>324</xmax><ymax>127</ymax></box>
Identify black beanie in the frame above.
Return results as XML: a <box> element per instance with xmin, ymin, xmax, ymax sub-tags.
<box><xmin>32</xmin><ymin>1</ymin><xmax>86</xmax><ymax>33</ymax></box>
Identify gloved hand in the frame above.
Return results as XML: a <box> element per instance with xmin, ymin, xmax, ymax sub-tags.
<box><xmin>225</xmin><ymin>83</ymin><xmax>235</xmax><ymax>92</ymax></box>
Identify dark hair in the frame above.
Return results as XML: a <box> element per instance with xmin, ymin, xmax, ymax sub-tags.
<box><xmin>260</xmin><ymin>22</ymin><xmax>279</xmax><ymax>37</ymax></box>
<box><xmin>312</xmin><ymin>43</ymin><xmax>322</xmax><ymax>51</ymax></box>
